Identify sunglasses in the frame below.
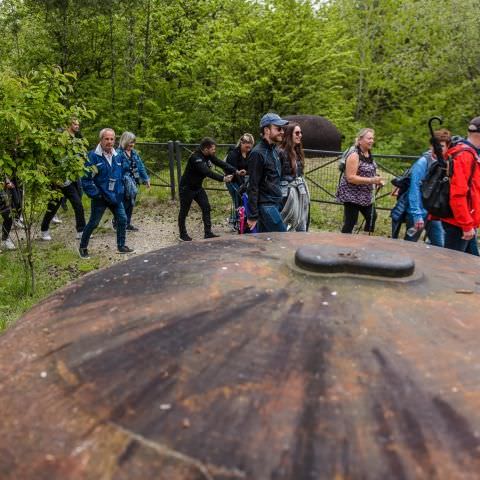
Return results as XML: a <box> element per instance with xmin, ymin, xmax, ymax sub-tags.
<box><xmin>294</xmin><ymin>131</ymin><xmax>302</xmax><ymax>136</ymax></box>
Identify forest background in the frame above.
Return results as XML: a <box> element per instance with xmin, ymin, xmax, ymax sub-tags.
<box><xmin>1</xmin><ymin>0</ymin><xmax>479</xmax><ymax>152</ymax></box>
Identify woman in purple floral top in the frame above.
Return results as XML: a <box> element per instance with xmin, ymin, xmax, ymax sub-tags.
<box><xmin>336</xmin><ymin>128</ymin><xmax>385</xmax><ymax>233</ymax></box>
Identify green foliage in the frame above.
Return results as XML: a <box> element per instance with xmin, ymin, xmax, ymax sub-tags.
<box><xmin>0</xmin><ymin>242</ymin><xmax>101</xmax><ymax>330</ymax></box>
<box><xmin>0</xmin><ymin>66</ymin><xmax>95</xmax><ymax>292</ymax></box>
<box><xmin>1</xmin><ymin>0</ymin><xmax>478</xmax><ymax>150</ymax></box>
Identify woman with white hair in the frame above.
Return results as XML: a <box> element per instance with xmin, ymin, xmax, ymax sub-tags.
<box><xmin>116</xmin><ymin>131</ymin><xmax>150</xmax><ymax>231</ymax></box>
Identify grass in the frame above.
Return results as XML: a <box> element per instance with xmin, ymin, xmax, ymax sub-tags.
<box><xmin>0</xmin><ymin>241</ymin><xmax>102</xmax><ymax>330</ymax></box>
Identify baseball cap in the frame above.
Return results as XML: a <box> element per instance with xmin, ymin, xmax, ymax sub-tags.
<box><xmin>467</xmin><ymin>116</ymin><xmax>480</xmax><ymax>133</ymax></box>
<box><xmin>260</xmin><ymin>113</ymin><xmax>289</xmax><ymax>129</ymax></box>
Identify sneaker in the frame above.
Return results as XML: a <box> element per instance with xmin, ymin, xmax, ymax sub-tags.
<box><xmin>79</xmin><ymin>247</ymin><xmax>90</xmax><ymax>259</ymax></box>
<box><xmin>76</xmin><ymin>231</ymin><xmax>83</xmax><ymax>240</ymax></box>
<box><xmin>179</xmin><ymin>233</ymin><xmax>192</xmax><ymax>242</ymax></box>
<box><xmin>52</xmin><ymin>215</ymin><xmax>62</xmax><ymax>224</ymax></box>
<box><xmin>118</xmin><ymin>246</ymin><xmax>135</xmax><ymax>254</ymax></box>
<box><xmin>204</xmin><ymin>232</ymin><xmax>220</xmax><ymax>239</ymax></box>
<box><xmin>126</xmin><ymin>224</ymin><xmax>139</xmax><ymax>232</ymax></box>
<box><xmin>14</xmin><ymin>219</ymin><xmax>25</xmax><ymax>229</ymax></box>
<box><xmin>41</xmin><ymin>230</ymin><xmax>52</xmax><ymax>241</ymax></box>
<box><xmin>1</xmin><ymin>238</ymin><xmax>16</xmax><ymax>250</ymax></box>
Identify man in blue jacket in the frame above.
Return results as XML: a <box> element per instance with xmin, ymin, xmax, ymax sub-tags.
<box><xmin>247</xmin><ymin>113</ymin><xmax>289</xmax><ymax>232</ymax></box>
<box><xmin>404</xmin><ymin>129</ymin><xmax>451</xmax><ymax>246</ymax></box>
<box><xmin>79</xmin><ymin>128</ymin><xmax>134</xmax><ymax>258</ymax></box>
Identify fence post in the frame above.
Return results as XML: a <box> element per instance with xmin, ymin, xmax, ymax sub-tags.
<box><xmin>167</xmin><ymin>141</ymin><xmax>176</xmax><ymax>200</ymax></box>
<box><xmin>175</xmin><ymin>140</ymin><xmax>183</xmax><ymax>195</ymax></box>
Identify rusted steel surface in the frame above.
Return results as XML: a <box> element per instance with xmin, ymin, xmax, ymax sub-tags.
<box><xmin>1</xmin><ymin>232</ymin><xmax>480</xmax><ymax>479</ymax></box>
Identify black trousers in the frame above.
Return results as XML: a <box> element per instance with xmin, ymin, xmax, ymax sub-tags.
<box><xmin>178</xmin><ymin>186</ymin><xmax>212</xmax><ymax>235</ymax></box>
<box><xmin>1</xmin><ymin>211</ymin><xmax>12</xmax><ymax>241</ymax></box>
<box><xmin>41</xmin><ymin>183</ymin><xmax>86</xmax><ymax>233</ymax></box>
<box><xmin>341</xmin><ymin>202</ymin><xmax>377</xmax><ymax>233</ymax></box>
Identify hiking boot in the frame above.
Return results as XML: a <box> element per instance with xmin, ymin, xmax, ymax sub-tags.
<box><xmin>126</xmin><ymin>224</ymin><xmax>139</xmax><ymax>231</ymax></box>
<box><xmin>79</xmin><ymin>247</ymin><xmax>90</xmax><ymax>259</ymax></box>
<box><xmin>118</xmin><ymin>245</ymin><xmax>135</xmax><ymax>254</ymax></box>
<box><xmin>204</xmin><ymin>232</ymin><xmax>220</xmax><ymax>239</ymax></box>
<box><xmin>41</xmin><ymin>230</ymin><xmax>52</xmax><ymax>241</ymax></box>
<box><xmin>52</xmin><ymin>215</ymin><xmax>62</xmax><ymax>224</ymax></box>
<box><xmin>1</xmin><ymin>238</ymin><xmax>16</xmax><ymax>250</ymax></box>
<box><xmin>179</xmin><ymin>233</ymin><xmax>192</xmax><ymax>242</ymax></box>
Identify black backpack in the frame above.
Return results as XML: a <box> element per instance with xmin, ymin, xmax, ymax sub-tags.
<box><xmin>421</xmin><ymin>147</ymin><xmax>476</xmax><ymax>218</ymax></box>
<box><xmin>391</xmin><ymin>167</ymin><xmax>412</xmax><ymax>197</ymax></box>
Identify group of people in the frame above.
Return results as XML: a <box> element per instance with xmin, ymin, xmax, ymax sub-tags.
<box><xmin>177</xmin><ymin>112</ymin><xmax>480</xmax><ymax>257</ymax></box>
<box><xmin>336</xmin><ymin>117</ymin><xmax>480</xmax><ymax>255</ymax></box>
<box><xmin>389</xmin><ymin>118</ymin><xmax>480</xmax><ymax>255</ymax></box>
<box><xmin>178</xmin><ymin>113</ymin><xmax>311</xmax><ymax>240</ymax></box>
<box><xmin>78</xmin><ymin>127</ymin><xmax>150</xmax><ymax>258</ymax></box>
<box><xmin>0</xmin><ymin>120</ymin><xmax>150</xmax><ymax>258</ymax></box>
<box><xmin>2</xmin><ymin>113</ymin><xmax>480</xmax><ymax>257</ymax></box>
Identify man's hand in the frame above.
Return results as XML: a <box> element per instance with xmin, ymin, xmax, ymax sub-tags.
<box><xmin>247</xmin><ymin>219</ymin><xmax>257</xmax><ymax>230</ymax></box>
<box><xmin>237</xmin><ymin>169</ymin><xmax>247</xmax><ymax>176</ymax></box>
<box><xmin>224</xmin><ymin>174</ymin><xmax>233</xmax><ymax>183</ymax></box>
<box><xmin>145</xmin><ymin>180</ymin><xmax>151</xmax><ymax>189</ymax></box>
<box><xmin>462</xmin><ymin>228</ymin><xmax>475</xmax><ymax>241</ymax></box>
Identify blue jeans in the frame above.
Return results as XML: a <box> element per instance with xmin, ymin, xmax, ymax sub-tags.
<box><xmin>80</xmin><ymin>197</ymin><xmax>127</xmax><ymax>249</ymax></box>
<box><xmin>258</xmin><ymin>203</ymin><xmax>287</xmax><ymax>233</ymax></box>
<box><xmin>405</xmin><ymin>217</ymin><xmax>444</xmax><ymax>247</ymax></box>
<box><xmin>442</xmin><ymin>221</ymin><xmax>477</xmax><ymax>255</ymax></box>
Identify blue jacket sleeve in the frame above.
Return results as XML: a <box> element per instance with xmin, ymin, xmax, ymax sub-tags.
<box><xmin>407</xmin><ymin>155</ymin><xmax>428</xmax><ymax>222</ymax></box>
<box><xmin>133</xmin><ymin>150</ymin><xmax>150</xmax><ymax>183</ymax></box>
<box><xmin>81</xmin><ymin>152</ymin><xmax>101</xmax><ymax>199</ymax></box>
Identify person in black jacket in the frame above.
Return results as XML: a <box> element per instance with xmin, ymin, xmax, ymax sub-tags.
<box><xmin>247</xmin><ymin>113</ymin><xmax>289</xmax><ymax>233</ymax></box>
<box><xmin>178</xmin><ymin>137</ymin><xmax>242</xmax><ymax>241</ymax></box>
<box><xmin>226</xmin><ymin>133</ymin><xmax>254</xmax><ymax>214</ymax></box>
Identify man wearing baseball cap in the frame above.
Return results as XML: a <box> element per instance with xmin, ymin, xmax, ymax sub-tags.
<box><xmin>440</xmin><ymin>116</ymin><xmax>480</xmax><ymax>253</ymax></box>
<box><xmin>246</xmin><ymin>113</ymin><xmax>289</xmax><ymax>232</ymax></box>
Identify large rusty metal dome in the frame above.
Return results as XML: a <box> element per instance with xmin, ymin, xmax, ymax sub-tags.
<box><xmin>1</xmin><ymin>232</ymin><xmax>480</xmax><ymax>479</ymax></box>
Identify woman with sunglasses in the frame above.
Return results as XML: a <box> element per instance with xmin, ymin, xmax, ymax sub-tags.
<box><xmin>278</xmin><ymin>122</ymin><xmax>310</xmax><ymax>231</ymax></box>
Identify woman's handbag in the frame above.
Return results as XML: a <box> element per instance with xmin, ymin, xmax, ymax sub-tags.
<box><xmin>123</xmin><ymin>175</ymin><xmax>138</xmax><ymax>200</ymax></box>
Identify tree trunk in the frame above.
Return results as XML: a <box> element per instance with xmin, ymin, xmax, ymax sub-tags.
<box><xmin>137</xmin><ymin>0</ymin><xmax>151</xmax><ymax>133</ymax></box>
<box><xmin>110</xmin><ymin>7</ymin><xmax>116</xmax><ymax>110</ymax></box>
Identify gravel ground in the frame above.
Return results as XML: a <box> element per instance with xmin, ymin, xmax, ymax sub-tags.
<box><xmin>45</xmin><ymin>199</ymin><xmax>236</xmax><ymax>262</ymax></box>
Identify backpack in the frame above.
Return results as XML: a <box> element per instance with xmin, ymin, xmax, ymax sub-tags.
<box><xmin>391</xmin><ymin>167</ymin><xmax>412</xmax><ymax>196</ymax></box>
<box><xmin>421</xmin><ymin>147</ymin><xmax>476</xmax><ymax>218</ymax></box>
<box><xmin>338</xmin><ymin>145</ymin><xmax>357</xmax><ymax>173</ymax></box>
<box><xmin>391</xmin><ymin>151</ymin><xmax>431</xmax><ymax>196</ymax></box>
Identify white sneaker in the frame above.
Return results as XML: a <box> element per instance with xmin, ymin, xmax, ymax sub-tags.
<box><xmin>52</xmin><ymin>215</ymin><xmax>62</xmax><ymax>224</ymax></box>
<box><xmin>76</xmin><ymin>231</ymin><xmax>83</xmax><ymax>240</ymax></box>
<box><xmin>14</xmin><ymin>219</ymin><xmax>25</xmax><ymax>229</ymax></box>
<box><xmin>41</xmin><ymin>231</ymin><xmax>52</xmax><ymax>241</ymax></box>
<box><xmin>1</xmin><ymin>238</ymin><xmax>16</xmax><ymax>250</ymax></box>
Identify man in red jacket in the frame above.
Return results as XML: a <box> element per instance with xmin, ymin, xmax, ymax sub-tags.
<box><xmin>441</xmin><ymin>117</ymin><xmax>480</xmax><ymax>253</ymax></box>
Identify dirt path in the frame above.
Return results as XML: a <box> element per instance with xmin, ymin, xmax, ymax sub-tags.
<box><xmin>46</xmin><ymin>200</ymin><xmax>237</xmax><ymax>263</ymax></box>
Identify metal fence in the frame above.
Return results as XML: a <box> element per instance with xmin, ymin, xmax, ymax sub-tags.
<box><xmin>136</xmin><ymin>141</ymin><xmax>418</xmax><ymax>212</ymax></box>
